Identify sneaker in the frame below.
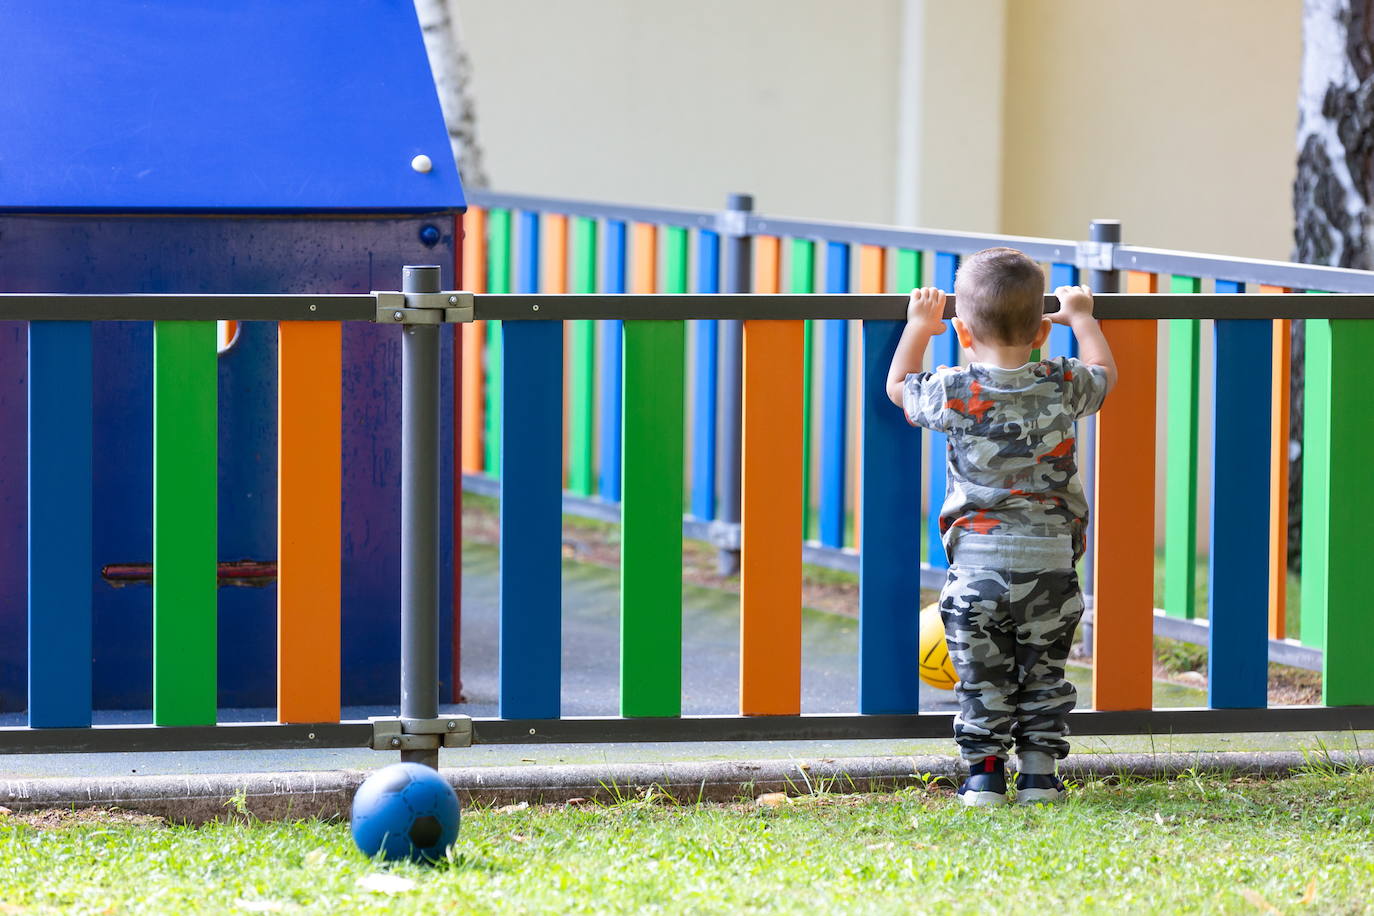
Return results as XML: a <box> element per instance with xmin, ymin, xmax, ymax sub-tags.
<box><xmin>1015</xmin><ymin>772</ymin><xmax>1067</xmax><ymax>805</ymax></box>
<box><xmin>958</xmin><ymin>757</ymin><xmax>1008</xmax><ymax>807</ymax></box>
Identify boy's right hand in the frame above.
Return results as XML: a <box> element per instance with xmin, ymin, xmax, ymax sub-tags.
<box><xmin>1051</xmin><ymin>285</ymin><xmax>1094</xmax><ymax>325</ymax></box>
<box><xmin>907</xmin><ymin>287</ymin><xmax>948</xmax><ymax>335</ymax></box>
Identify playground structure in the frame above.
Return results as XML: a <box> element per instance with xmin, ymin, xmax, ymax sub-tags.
<box><xmin>0</xmin><ymin>1</ymin><xmax>464</xmax><ymax>715</ymax></box>
<box><xmin>3</xmin><ymin>4</ymin><xmax>1374</xmax><ymax>765</ymax></box>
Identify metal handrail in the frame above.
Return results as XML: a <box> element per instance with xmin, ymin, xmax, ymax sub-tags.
<box><xmin>7</xmin><ymin>291</ymin><xmax>1374</xmax><ymax>323</ymax></box>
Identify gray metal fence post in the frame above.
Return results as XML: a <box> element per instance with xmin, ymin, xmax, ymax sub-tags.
<box><xmin>716</xmin><ymin>193</ymin><xmax>753</xmax><ymax>576</ymax></box>
<box><xmin>1081</xmin><ymin>219</ymin><xmax>1121</xmax><ymax>654</ymax></box>
<box><xmin>400</xmin><ymin>264</ymin><xmax>442</xmax><ymax>768</ymax></box>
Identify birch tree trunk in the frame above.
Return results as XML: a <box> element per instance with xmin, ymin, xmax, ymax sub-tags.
<box><xmin>415</xmin><ymin>0</ymin><xmax>489</xmax><ymax>189</ymax></box>
<box><xmin>1290</xmin><ymin>0</ymin><xmax>1374</xmax><ymax>569</ymax></box>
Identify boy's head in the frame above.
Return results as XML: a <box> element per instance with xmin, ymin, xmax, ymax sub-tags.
<box><xmin>953</xmin><ymin>248</ymin><xmax>1046</xmax><ymax>346</ymax></box>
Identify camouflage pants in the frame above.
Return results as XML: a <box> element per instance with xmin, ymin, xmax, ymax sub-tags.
<box><xmin>939</xmin><ymin>562</ymin><xmax>1084</xmax><ymax>762</ymax></box>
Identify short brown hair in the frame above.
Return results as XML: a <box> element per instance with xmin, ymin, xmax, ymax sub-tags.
<box><xmin>953</xmin><ymin>247</ymin><xmax>1045</xmax><ymax>345</ymax></box>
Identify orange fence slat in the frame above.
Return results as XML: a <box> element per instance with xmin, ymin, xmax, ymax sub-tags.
<box><xmin>632</xmin><ymin>223</ymin><xmax>658</xmax><ymax>294</ymax></box>
<box><xmin>1259</xmin><ymin>285</ymin><xmax>1291</xmax><ymax>639</ymax></box>
<box><xmin>460</xmin><ymin>206</ymin><xmax>487</xmax><ymax>472</ymax></box>
<box><xmin>852</xmin><ymin>246</ymin><xmax>887</xmax><ymax>549</ymax></box>
<box><xmin>277</xmin><ymin>320</ymin><xmax>342</xmax><ymax>723</ymax></box>
<box><xmin>1091</xmin><ymin>270</ymin><xmax>1157</xmax><ymax>711</ymax></box>
<box><xmin>545</xmin><ymin>214</ymin><xmax>570</xmax><ymax>483</ymax></box>
<box><xmin>741</xmin><ymin>318</ymin><xmax>804</xmax><ymax>714</ymax></box>
<box><xmin>754</xmin><ymin>235</ymin><xmax>781</xmax><ymax>294</ymax></box>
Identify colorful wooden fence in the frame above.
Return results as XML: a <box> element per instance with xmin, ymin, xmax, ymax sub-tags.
<box><xmin>6</xmin><ymin>200</ymin><xmax>1374</xmax><ymax>758</ymax></box>
<box><xmin>454</xmin><ymin>190</ymin><xmax>1374</xmax><ymax>717</ymax></box>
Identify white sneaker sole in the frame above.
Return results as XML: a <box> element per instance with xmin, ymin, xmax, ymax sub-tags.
<box><xmin>1016</xmin><ymin>787</ymin><xmax>1066</xmax><ymax>805</ymax></box>
<box><xmin>959</xmin><ymin>790</ymin><xmax>1008</xmax><ymax>807</ymax></box>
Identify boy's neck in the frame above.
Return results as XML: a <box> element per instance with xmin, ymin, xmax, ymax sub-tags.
<box><xmin>964</xmin><ymin>340</ymin><xmax>1035</xmax><ymax>370</ymax></box>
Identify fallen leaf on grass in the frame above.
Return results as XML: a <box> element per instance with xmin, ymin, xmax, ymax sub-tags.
<box><xmin>510</xmin><ymin>833</ymin><xmax>529</xmax><ymax>843</ymax></box>
<box><xmin>303</xmin><ymin>848</ymin><xmax>328</xmax><ymax>868</ymax></box>
<box><xmin>234</xmin><ymin>900</ymin><xmax>286</xmax><ymax>912</ymax></box>
<box><xmin>565</xmin><ymin>797</ymin><xmax>590</xmax><ymax>806</ymax></box>
<box><xmin>357</xmin><ymin>874</ymin><xmax>416</xmax><ymax>894</ymax></box>
<box><xmin>756</xmin><ymin>793</ymin><xmax>789</xmax><ymax>808</ymax></box>
<box><xmin>865</xmin><ymin>842</ymin><xmax>894</xmax><ymax>851</ymax></box>
<box><xmin>0</xmin><ymin>807</ymin><xmax>11</xmax><ymax>816</ymax></box>
<box><xmin>912</xmin><ymin>843</ymin><xmax>940</xmax><ymax>850</ymax></box>
<box><xmin>497</xmin><ymin>802</ymin><xmax>529</xmax><ymax>814</ymax></box>
<box><xmin>1301</xmin><ymin>878</ymin><xmax>1317</xmax><ymax>905</ymax></box>
<box><xmin>1154</xmin><ymin>812</ymin><xmax>1165</xmax><ymax>826</ymax></box>
<box><xmin>1239</xmin><ymin>888</ymin><xmax>1283</xmax><ymax>914</ymax></box>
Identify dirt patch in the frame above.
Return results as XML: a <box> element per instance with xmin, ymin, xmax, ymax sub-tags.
<box><xmin>1</xmin><ymin>806</ymin><xmax>168</xmax><ymax>830</ymax></box>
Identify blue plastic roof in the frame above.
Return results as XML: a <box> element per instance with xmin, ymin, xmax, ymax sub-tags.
<box><xmin>0</xmin><ymin>1</ymin><xmax>464</xmax><ymax>212</ymax></box>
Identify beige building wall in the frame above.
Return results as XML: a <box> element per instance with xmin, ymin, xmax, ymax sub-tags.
<box><xmin>453</xmin><ymin>0</ymin><xmax>1305</xmax><ymax>552</ymax></box>
<box><xmin>456</xmin><ymin>0</ymin><xmax>904</xmax><ymax>224</ymax></box>
<box><xmin>458</xmin><ymin>0</ymin><xmax>1302</xmax><ymax>257</ymax></box>
<box><xmin>1000</xmin><ymin>0</ymin><xmax>1302</xmax><ymax>259</ymax></box>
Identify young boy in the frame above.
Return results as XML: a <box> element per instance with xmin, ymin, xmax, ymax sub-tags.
<box><xmin>885</xmin><ymin>247</ymin><xmax>1116</xmax><ymax>807</ymax></box>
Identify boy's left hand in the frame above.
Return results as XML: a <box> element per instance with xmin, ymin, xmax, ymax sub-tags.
<box><xmin>907</xmin><ymin>287</ymin><xmax>948</xmax><ymax>335</ymax></box>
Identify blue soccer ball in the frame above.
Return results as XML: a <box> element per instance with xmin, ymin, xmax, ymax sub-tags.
<box><xmin>350</xmin><ymin>763</ymin><xmax>461</xmax><ymax>864</ymax></box>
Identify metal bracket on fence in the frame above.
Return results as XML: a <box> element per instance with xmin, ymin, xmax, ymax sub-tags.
<box><xmin>707</xmin><ymin>519</ymin><xmax>742</xmax><ymax>552</ymax></box>
<box><xmin>1075</xmin><ymin>241</ymin><xmax>1115</xmax><ymax>273</ymax></box>
<box><xmin>369</xmin><ymin>715</ymin><xmax>473</xmax><ymax>750</ymax></box>
<box><xmin>716</xmin><ymin>209</ymin><xmax>749</xmax><ymax>238</ymax></box>
<box><xmin>373</xmin><ymin>290</ymin><xmax>474</xmax><ymax>325</ymax></box>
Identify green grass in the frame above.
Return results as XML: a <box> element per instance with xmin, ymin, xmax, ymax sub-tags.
<box><xmin>4</xmin><ymin>772</ymin><xmax>1373</xmax><ymax>914</ymax></box>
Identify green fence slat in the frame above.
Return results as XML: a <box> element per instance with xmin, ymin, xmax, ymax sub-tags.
<box><xmin>1164</xmin><ymin>275</ymin><xmax>1201</xmax><ymax>619</ymax></box>
<box><xmin>1301</xmin><ymin>315</ymin><xmax>1330</xmax><ymax>651</ymax></box>
<box><xmin>791</xmin><ymin>239</ymin><xmax>816</xmax><ymax>540</ymax></box>
<box><xmin>485</xmin><ymin>208</ymin><xmax>511</xmax><ymax>474</ymax></box>
<box><xmin>569</xmin><ymin>217</ymin><xmax>598</xmax><ymax>495</ymax></box>
<box><xmin>664</xmin><ymin>227</ymin><xmax>690</xmax><ymax>512</ymax></box>
<box><xmin>620</xmin><ymin>319</ymin><xmax>685</xmax><ymax>717</ymax></box>
<box><xmin>153</xmin><ymin>320</ymin><xmax>217</xmax><ymax>726</ymax></box>
<box><xmin>894</xmin><ymin>249</ymin><xmax>924</xmax><ymax>553</ymax></box>
<box><xmin>1323</xmin><ymin>318</ymin><xmax>1374</xmax><ymax>703</ymax></box>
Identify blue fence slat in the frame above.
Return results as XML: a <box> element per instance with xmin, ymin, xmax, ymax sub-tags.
<box><xmin>858</xmin><ymin>320</ymin><xmax>922</xmax><ymax>714</ymax></box>
<box><xmin>499</xmin><ymin>320</ymin><xmax>563</xmax><ymax>719</ymax></box>
<box><xmin>27</xmin><ymin>321</ymin><xmax>93</xmax><ymax>727</ymax></box>
<box><xmin>690</xmin><ymin>229</ymin><xmax>720</xmax><ymax>521</ymax></box>
<box><xmin>517</xmin><ymin>210</ymin><xmax>540</xmax><ymax>295</ymax></box>
<box><xmin>1047</xmin><ymin>262</ymin><xmax>1079</xmax><ymax>358</ymax></box>
<box><xmin>1207</xmin><ymin>279</ymin><xmax>1270</xmax><ymax>708</ymax></box>
<box><xmin>819</xmin><ymin>241</ymin><xmax>850</xmax><ymax>548</ymax></box>
<box><xmin>927</xmin><ymin>252</ymin><xmax>960</xmax><ymax>568</ymax></box>
<box><xmin>598</xmin><ymin>220</ymin><xmax>627</xmax><ymax>502</ymax></box>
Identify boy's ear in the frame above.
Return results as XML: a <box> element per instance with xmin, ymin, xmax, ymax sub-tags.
<box><xmin>1030</xmin><ymin>317</ymin><xmax>1052</xmax><ymax>349</ymax></box>
<box><xmin>952</xmin><ymin>316</ymin><xmax>975</xmax><ymax>349</ymax></box>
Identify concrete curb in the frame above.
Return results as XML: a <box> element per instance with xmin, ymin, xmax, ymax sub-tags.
<box><xmin>3</xmin><ymin>750</ymin><xmax>1370</xmax><ymax>824</ymax></box>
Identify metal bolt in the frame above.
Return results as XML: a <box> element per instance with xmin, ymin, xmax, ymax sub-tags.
<box><xmin>528</xmin><ymin>728</ymin><xmax>536</xmax><ymax>735</ymax></box>
<box><xmin>309</xmin><ymin>303</ymin><xmax>317</xmax><ymax>312</ymax></box>
<box><xmin>532</xmin><ymin>304</ymin><xmax>540</xmax><ymax>312</ymax></box>
<box><xmin>393</xmin><ymin>311</ymin><xmax>404</xmax><ymax>321</ymax></box>
<box><xmin>390</xmin><ymin>736</ymin><xmax>401</xmax><ymax>748</ymax></box>
<box><xmin>448</xmin><ymin>296</ymin><xmax>457</xmax><ymax>304</ymax></box>
<box><xmin>307</xmin><ymin>732</ymin><xmax>316</xmax><ymax>740</ymax></box>
<box><xmin>447</xmin><ymin>720</ymin><xmax>457</xmax><ymax>729</ymax></box>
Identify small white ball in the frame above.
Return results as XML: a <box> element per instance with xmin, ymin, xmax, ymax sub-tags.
<box><xmin>411</xmin><ymin>154</ymin><xmax>433</xmax><ymax>174</ymax></box>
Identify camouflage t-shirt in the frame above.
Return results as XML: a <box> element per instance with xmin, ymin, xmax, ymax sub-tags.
<box><xmin>902</xmin><ymin>357</ymin><xmax>1110</xmax><ymax>557</ymax></box>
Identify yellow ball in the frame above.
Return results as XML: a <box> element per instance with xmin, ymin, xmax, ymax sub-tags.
<box><xmin>918</xmin><ymin>603</ymin><xmax>958</xmax><ymax>691</ymax></box>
